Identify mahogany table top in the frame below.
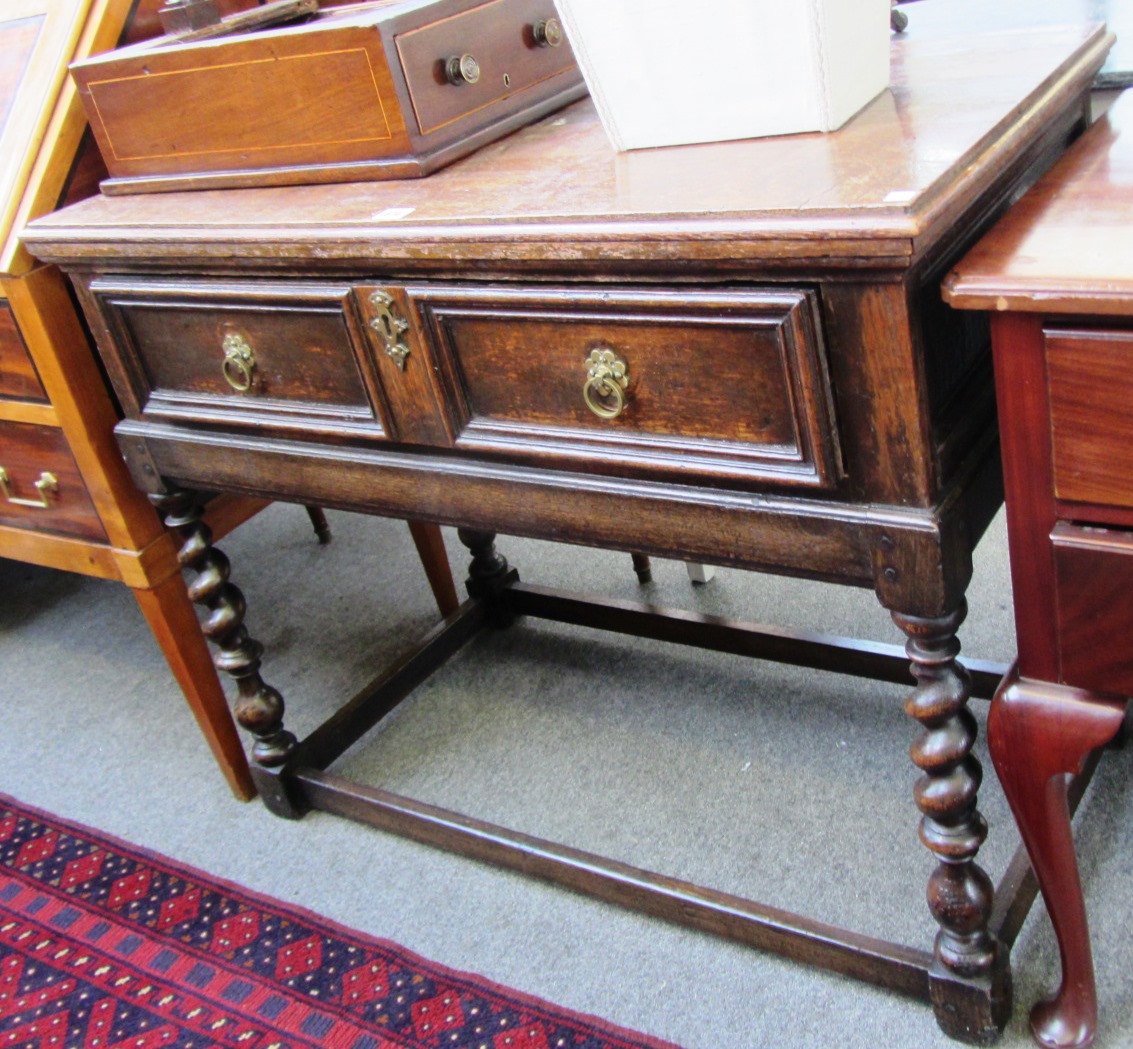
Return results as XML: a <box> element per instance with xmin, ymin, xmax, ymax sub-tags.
<box><xmin>944</xmin><ymin>89</ymin><xmax>1133</xmax><ymax>315</ymax></box>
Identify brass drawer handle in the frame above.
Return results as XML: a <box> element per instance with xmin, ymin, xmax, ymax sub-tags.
<box><xmin>583</xmin><ymin>346</ymin><xmax>629</xmax><ymax>419</ymax></box>
<box><xmin>0</xmin><ymin>466</ymin><xmax>59</xmax><ymax>509</ymax></box>
<box><xmin>221</xmin><ymin>332</ymin><xmax>256</xmax><ymax>392</ymax></box>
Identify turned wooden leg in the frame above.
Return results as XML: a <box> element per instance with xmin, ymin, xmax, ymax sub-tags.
<box><xmin>630</xmin><ymin>552</ymin><xmax>653</xmax><ymax>584</ymax></box>
<box><xmin>894</xmin><ymin>601</ymin><xmax>1011</xmax><ymax>1044</ymax></box>
<box><xmin>989</xmin><ymin>667</ymin><xmax>1125</xmax><ymax>1049</ymax></box>
<box><xmin>457</xmin><ymin>528</ymin><xmax>518</xmax><ymax>627</ymax></box>
<box><xmin>407</xmin><ymin>520</ymin><xmax>460</xmax><ymax>616</ymax></box>
<box><xmin>304</xmin><ymin>505</ymin><xmax>332</xmax><ymax>544</ymax></box>
<box><xmin>131</xmin><ymin>572</ymin><xmax>256</xmax><ymax>801</ymax></box>
<box><xmin>155</xmin><ymin>489</ymin><xmax>302</xmax><ymax>818</ymax></box>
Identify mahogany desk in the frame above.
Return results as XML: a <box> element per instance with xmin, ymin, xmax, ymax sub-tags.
<box><xmin>25</xmin><ymin>11</ymin><xmax>1109</xmax><ymax>1043</ymax></box>
<box><xmin>945</xmin><ymin>91</ymin><xmax>1133</xmax><ymax>1049</ymax></box>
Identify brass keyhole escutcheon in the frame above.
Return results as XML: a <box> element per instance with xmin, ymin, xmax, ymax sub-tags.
<box><xmin>583</xmin><ymin>346</ymin><xmax>629</xmax><ymax>419</ymax></box>
<box><xmin>0</xmin><ymin>466</ymin><xmax>58</xmax><ymax>509</ymax></box>
<box><xmin>221</xmin><ymin>332</ymin><xmax>256</xmax><ymax>392</ymax></box>
<box><xmin>369</xmin><ymin>290</ymin><xmax>411</xmax><ymax>370</ymax></box>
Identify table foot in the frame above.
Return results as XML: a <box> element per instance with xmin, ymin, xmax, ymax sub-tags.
<box><xmin>893</xmin><ymin>601</ymin><xmax>1011</xmax><ymax>1044</ymax></box>
<box><xmin>155</xmin><ymin>489</ymin><xmax>303</xmax><ymax>818</ymax></box>
<box><xmin>988</xmin><ymin>669</ymin><xmax>1125</xmax><ymax>1049</ymax></box>
<box><xmin>457</xmin><ymin>528</ymin><xmax>518</xmax><ymax>627</ymax></box>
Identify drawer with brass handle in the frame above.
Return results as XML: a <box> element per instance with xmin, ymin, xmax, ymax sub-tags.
<box><xmin>0</xmin><ymin>420</ymin><xmax>106</xmax><ymax>540</ymax></box>
<box><xmin>85</xmin><ymin>278</ymin><xmax>393</xmax><ymax>441</ymax></box>
<box><xmin>407</xmin><ymin>284</ymin><xmax>843</xmax><ymax>488</ymax></box>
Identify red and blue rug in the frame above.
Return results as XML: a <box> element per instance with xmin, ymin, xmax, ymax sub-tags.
<box><xmin>0</xmin><ymin>794</ymin><xmax>683</xmax><ymax>1049</ymax></box>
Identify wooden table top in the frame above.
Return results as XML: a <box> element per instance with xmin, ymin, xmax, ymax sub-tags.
<box><xmin>944</xmin><ymin>88</ymin><xmax>1133</xmax><ymax>316</ymax></box>
<box><xmin>26</xmin><ymin>1</ymin><xmax>1109</xmax><ymax>271</ymax></box>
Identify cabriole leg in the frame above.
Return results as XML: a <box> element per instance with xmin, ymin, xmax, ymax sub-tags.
<box><xmin>989</xmin><ymin>669</ymin><xmax>1125</xmax><ymax>1049</ymax></box>
<box><xmin>894</xmin><ymin>601</ymin><xmax>1011</xmax><ymax>1044</ymax></box>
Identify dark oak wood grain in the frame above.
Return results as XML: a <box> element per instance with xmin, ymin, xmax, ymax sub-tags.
<box><xmin>27</xmin><ymin>5</ymin><xmax>1114</xmax><ymax>1042</ymax></box>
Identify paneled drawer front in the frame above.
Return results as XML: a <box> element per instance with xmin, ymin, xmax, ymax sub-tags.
<box><xmin>1052</xmin><ymin>523</ymin><xmax>1133</xmax><ymax>695</ymax></box>
<box><xmin>397</xmin><ymin>0</ymin><xmax>576</xmax><ymax>135</ymax></box>
<box><xmin>410</xmin><ymin>285</ymin><xmax>841</xmax><ymax>486</ymax></box>
<box><xmin>0</xmin><ymin>420</ymin><xmax>106</xmax><ymax>541</ymax></box>
<box><xmin>0</xmin><ymin>300</ymin><xmax>47</xmax><ymax>403</ymax></box>
<box><xmin>1047</xmin><ymin>326</ymin><xmax>1133</xmax><ymax>509</ymax></box>
<box><xmin>90</xmin><ymin>279</ymin><xmax>390</xmax><ymax>439</ymax></box>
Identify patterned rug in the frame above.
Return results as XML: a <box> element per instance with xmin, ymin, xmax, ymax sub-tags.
<box><xmin>0</xmin><ymin>794</ymin><xmax>682</xmax><ymax>1049</ymax></box>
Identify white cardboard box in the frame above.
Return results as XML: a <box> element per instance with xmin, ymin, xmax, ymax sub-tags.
<box><xmin>553</xmin><ymin>0</ymin><xmax>892</xmax><ymax>150</ymax></box>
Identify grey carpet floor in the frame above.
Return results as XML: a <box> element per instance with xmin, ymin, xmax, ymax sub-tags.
<box><xmin>3</xmin><ymin>505</ymin><xmax>1132</xmax><ymax>1049</ymax></box>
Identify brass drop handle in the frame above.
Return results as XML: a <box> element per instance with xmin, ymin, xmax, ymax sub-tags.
<box><xmin>221</xmin><ymin>332</ymin><xmax>255</xmax><ymax>392</ymax></box>
<box><xmin>0</xmin><ymin>466</ymin><xmax>59</xmax><ymax>509</ymax></box>
<box><xmin>532</xmin><ymin>17</ymin><xmax>563</xmax><ymax>47</ymax></box>
<box><xmin>445</xmin><ymin>53</ymin><xmax>481</xmax><ymax>85</ymax></box>
<box><xmin>583</xmin><ymin>346</ymin><xmax>629</xmax><ymax>420</ymax></box>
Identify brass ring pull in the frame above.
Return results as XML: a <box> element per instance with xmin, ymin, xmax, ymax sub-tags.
<box><xmin>221</xmin><ymin>332</ymin><xmax>255</xmax><ymax>392</ymax></box>
<box><xmin>583</xmin><ymin>346</ymin><xmax>629</xmax><ymax>420</ymax></box>
<box><xmin>0</xmin><ymin>466</ymin><xmax>58</xmax><ymax>509</ymax></box>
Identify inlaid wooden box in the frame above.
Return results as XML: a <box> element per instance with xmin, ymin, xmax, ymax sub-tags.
<box><xmin>70</xmin><ymin>0</ymin><xmax>586</xmax><ymax>194</ymax></box>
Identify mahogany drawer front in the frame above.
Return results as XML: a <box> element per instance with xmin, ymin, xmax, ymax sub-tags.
<box><xmin>1052</xmin><ymin>523</ymin><xmax>1133</xmax><ymax>695</ymax></box>
<box><xmin>410</xmin><ymin>285</ymin><xmax>842</xmax><ymax>487</ymax></box>
<box><xmin>90</xmin><ymin>280</ymin><xmax>390</xmax><ymax>440</ymax></box>
<box><xmin>1047</xmin><ymin>326</ymin><xmax>1133</xmax><ymax>509</ymax></box>
<box><xmin>0</xmin><ymin>420</ymin><xmax>106</xmax><ymax>541</ymax></box>
<box><xmin>0</xmin><ymin>299</ymin><xmax>47</xmax><ymax>403</ymax></box>
<box><xmin>397</xmin><ymin>0</ymin><xmax>577</xmax><ymax>135</ymax></box>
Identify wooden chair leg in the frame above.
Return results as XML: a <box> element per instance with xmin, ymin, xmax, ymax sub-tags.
<box><xmin>131</xmin><ymin>571</ymin><xmax>256</xmax><ymax>801</ymax></box>
<box><xmin>630</xmin><ymin>553</ymin><xmax>714</xmax><ymax>585</ymax></box>
<box><xmin>407</xmin><ymin>520</ymin><xmax>460</xmax><ymax>616</ymax></box>
<box><xmin>304</xmin><ymin>505</ymin><xmax>332</xmax><ymax>544</ymax></box>
<box><xmin>630</xmin><ymin>552</ymin><xmax>653</xmax><ymax>583</ymax></box>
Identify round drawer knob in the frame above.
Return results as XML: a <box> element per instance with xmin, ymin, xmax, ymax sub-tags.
<box><xmin>445</xmin><ymin>53</ymin><xmax>481</xmax><ymax>85</ymax></box>
<box><xmin>583</xmin><ymin>346</ymin><xmax>629</xmax><ymax>420</ymax></box>
<box><xmin>532</xmin><ymin>17</ymin><xmax>563</xmax><ymax>47</ymax></box>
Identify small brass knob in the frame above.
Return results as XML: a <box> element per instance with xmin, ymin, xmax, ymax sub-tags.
<box><xmin>532</xmin><ymin>17</ymin><xmax>563</xmax><ymax>47</ymax></box>
<box><xmin>583</xmin><ymin>346</ymin><xmax>629</xmax><ymax>420</ymax></box>
<box><xmin>445</xmin><ymin>53</ymin><xmax>481</xmax><ymax>85</ymax></box>
<box><xmin>221</xmin><ymin>332</ymin><xmax>256</xmax><ymax>392</ymax></box>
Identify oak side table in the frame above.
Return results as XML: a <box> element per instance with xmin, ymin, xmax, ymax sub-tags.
<box><xmin>26</xmin><ymin>8</ymin><xmax>1110</xmax><ymax>1042</ymax></box>
<box><xmin>945</xmin><ymin>90</ymin><xmax>1133</xmax><ymax>1049</ymax></box>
